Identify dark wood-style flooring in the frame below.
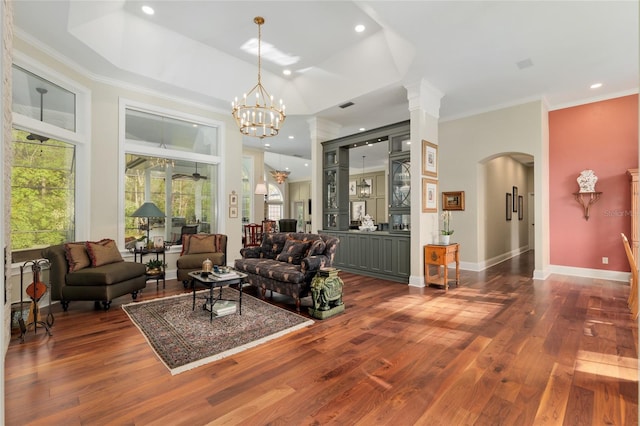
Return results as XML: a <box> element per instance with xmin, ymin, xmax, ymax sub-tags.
<box><xmin>5</xmin><ymin>251</ymin><xmax>638</xmax><ymax>425</ymax></box>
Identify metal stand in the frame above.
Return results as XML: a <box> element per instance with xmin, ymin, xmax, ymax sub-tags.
<box><xmin>19</xmin><ymin>259</ymin><xmax>53</xmax><ymax>342</ymax></box>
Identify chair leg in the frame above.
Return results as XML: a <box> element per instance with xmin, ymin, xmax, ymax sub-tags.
<box><xmin>295</xmin><ymin>297</ymin><xmax>301</xmax><ymax>313</ymax></box>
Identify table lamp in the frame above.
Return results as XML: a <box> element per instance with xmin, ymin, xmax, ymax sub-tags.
<box><xmin>130</xmin><ymin>202</ymin><xmax>165</xmax><ymax>247</ymax></box>
<box><xmin>255</xmin><ymin>182</ymin><xmax>268</xmax><ymax>220</ymax></box>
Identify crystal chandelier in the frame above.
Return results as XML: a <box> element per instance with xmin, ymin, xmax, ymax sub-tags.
<box><xmin>231</xmin><ymin>17</ymin><xmax>286</xmax><ymax>138</ymax></box>
<box><xmin>357</xmin><ymin>156</ymin><xmax>371</xmax><ymax>198</ymax></box>
<box><xmin>270</xmin><ymin>170</ymin><xmax>290</xmax><ymax>184</ymax></box>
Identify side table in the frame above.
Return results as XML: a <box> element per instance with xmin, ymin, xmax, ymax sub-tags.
<box><xmin>134</xmin><ymin>248</ymin><xmax>166</xmax><ymax>288</ymax></box>
<box><xmin>424</xmin><ymin>243</ymin><xmax>460</xmax><ymax>290</ymax></box>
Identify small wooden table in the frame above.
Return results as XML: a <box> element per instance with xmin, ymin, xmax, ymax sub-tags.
<box><xmin>188</xmin><ymin>270</ymin><xmax>247</xmax><ymax>322</ymax></box>
<box><xmin>424</xmin><ymin>243</ymin><xmax>460</xmax><ymax>290</ymax></box>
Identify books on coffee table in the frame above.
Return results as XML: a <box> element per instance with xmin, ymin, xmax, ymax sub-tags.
<box><xmin>210</xmin><ymin>270</ymin><xmax>239</xmax><ymax>279</ymax></box>
<box><xmin>204</xmin><ymin>300</ymin><xmax>236</xmax><ymax>316</ymax></box>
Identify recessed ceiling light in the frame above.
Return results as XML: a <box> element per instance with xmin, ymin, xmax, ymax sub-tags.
<box><xmin>304</xmin><ymin>163</ymin><xmax>309</xmax><ymax>167</ymax></box>
<box><xmin>590</xmin><ymin>83</ymin><xmax>603</xmax><ymax>89</ymax></box>
<box><xmin>359</xmin><ymin>128</ymin><xmax>366</xmax><ymax>132</ymax></box>
<box><xmin>283</xmin><ymin>69</ymin><xmax>291</xmax><ymax>76</ymax></box>
<box><xmin>288</xmin><ymin>135</ymin><xmax>294</xmax><ymax>139</ymax></box>
<box><xmin>264</xmin><ymin>143</ymin><xmax>270</xmax><ymax>147</ymax></box>
<box><xmin>141</xmin><ymin>5</ymin><xmax>154</xmax><ymax>15</ymax></box>
<box><xmin>355</xmin><ymin>24</ymin><xmax>365</xmax><ymax>33</ymax></box>
<box><xmin>406</xmin><ymin>141</ymin><xmax>411</xmax><ymax>145</ymax></box>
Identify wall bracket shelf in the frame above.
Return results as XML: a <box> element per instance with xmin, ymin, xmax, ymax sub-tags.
<box><xmin>573</xmin><ymin>191</ymin><xmax>602</xmax><ymax>220</ymax></box>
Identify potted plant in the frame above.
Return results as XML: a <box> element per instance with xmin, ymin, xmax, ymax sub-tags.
<box><xmin>441</xmin><ymin>211</ymin><xmax>454</xmax><ymax>244</ymax></box>
<box><xmin>145</xmin><ymin>259</ymin><xmax>165</xmax><ymax>274</ymax></box>
<box><xmin>135</xmin><ymin>235</ymin><xmax>147</xmax><ymax>251</ymax></box>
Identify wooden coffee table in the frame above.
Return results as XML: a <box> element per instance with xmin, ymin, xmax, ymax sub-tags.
<box><xmin>188</xmin><ymin>270</ymin><xmax>247</xmax><ymax>322</ymax></box>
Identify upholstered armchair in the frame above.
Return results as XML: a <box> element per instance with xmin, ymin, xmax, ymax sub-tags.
<box><xmin>176</xmin><ymin>234</ymin><xmax>227</xmax><ymax>285</ymax></box>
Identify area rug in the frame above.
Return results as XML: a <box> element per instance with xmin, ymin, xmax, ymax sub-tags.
<box><xmin>122</xmin><ymin>288</ymin><xmax>313</xmax><ymax>375</ymax></box>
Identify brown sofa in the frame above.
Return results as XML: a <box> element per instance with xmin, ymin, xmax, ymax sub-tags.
<box><xmin>234</xmin><ymin>232</ymin><xmax>339</xmax><ymax>312</ymax></box>
<box><xmin>42</xmin><ymin>240</ymin><xmax>147</xmax><ymax>311</ymax></box>
<box><xmin>176</xmin><ymin>234</ymin><xmax>227</xmax><ymax>285</ymax></box>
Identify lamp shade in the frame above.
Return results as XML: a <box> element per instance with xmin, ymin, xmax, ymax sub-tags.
<box><xmin>130</xmin><ymin>202</ymin><xmax>165</xmax><ymax>218</ymax></box>
<box><xmin>254</xmin><ymin>183</ymin><xmax>268</xmax><ymax>195</ymax></box>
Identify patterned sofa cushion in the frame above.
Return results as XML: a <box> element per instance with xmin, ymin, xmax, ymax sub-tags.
<box><xmin>234</xmin><ymin>258</ymin><xmax>306</xmax><ymax>284</ymax></box>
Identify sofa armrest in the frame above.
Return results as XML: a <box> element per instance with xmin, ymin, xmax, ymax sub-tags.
<box><xmin>301</xmin><ymin>255</ymin><xmax>331</xmax><ymax>273</ymax></box>
<box><xmin>240</xmin><ymin>247</ymin><xmax>262</xmax><ymax>258</ymax></box>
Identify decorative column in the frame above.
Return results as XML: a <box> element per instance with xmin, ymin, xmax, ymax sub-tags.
<box><xmin>405</xmin><ymin>79</ymin><xmax>443</xmax><ymax>287</ymax></box>
<box><xmin>308</xmin><ymin>117</ymin><xmax>341</xmax><ymax>233</ymax></box>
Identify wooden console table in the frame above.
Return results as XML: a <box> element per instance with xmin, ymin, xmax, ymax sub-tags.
<box><xmin>424</xmin><ymin>243</ymin><xmax>460</xmax><ymax>290</ymax></box>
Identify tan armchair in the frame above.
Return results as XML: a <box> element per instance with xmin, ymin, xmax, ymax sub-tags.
<box><xmin>176</xmin><ymin>234</ymin><xmax>227</xmax><ymax>286</ymax></box>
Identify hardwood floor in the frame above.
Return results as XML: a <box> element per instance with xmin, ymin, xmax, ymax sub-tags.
<box><xmin>5</xmin><ymin>251</ymin><xmax>638</xmax><ymax>425</ymax></box>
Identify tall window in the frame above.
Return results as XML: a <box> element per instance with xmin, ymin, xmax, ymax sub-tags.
<box><xmin>11</xmin><ymin>64</ymin><xmax>85</xmax><ymax>253</ymax></box>
<box><xmin>11</xmin><ymin>130</ymin><xmax>76</xmax><ymax>249</ymax></box>
<box><xmin>123</xmin><ymin>105</ymin><xmax>222</xmax><ymax>245</ymax></box>
<box><xmin>266</xmin><ymin>183</ymin><xmax>283</xmax><ymax>221</ymax></box>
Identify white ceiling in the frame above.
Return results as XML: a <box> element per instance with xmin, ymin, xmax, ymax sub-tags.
<box><xmin>12</xmin><ymin>1</ymin><xmax>639</xmax><ymax>180</ymax></box>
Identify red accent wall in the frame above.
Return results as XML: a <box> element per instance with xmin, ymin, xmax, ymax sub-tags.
<box><xmin>549</xmin><ymin>95</ymin><xmax>638</xmax><ymax>271</ymax></box>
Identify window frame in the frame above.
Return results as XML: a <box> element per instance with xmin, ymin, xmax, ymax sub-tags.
<box><xmin>118</xmin><ymin>99</ymin><xmax>225</xmax><ymax>248</ymax></box>
<box><xmin>11</xmin><ymin>54</ymin><xmax>91</xmax><ymax>247</ymax></box>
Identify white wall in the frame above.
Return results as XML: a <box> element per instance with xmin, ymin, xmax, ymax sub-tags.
<box><xmin>439</xmin><ymin>101</ymin><xmax>546</xmax><ymax>272</ymax></box>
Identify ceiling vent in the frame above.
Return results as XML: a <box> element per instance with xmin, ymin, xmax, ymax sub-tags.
<box><xmin>339</xmin><ymin>101</ymin><xmax>354</xmax><ymax>109</ymax></box>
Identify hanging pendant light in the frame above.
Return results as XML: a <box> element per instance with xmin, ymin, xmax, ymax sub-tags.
<box><xmin>357</xmin><ymin>155</ymin><xmax>371</xmax><ymax>198</ymax></box>
<box><xmin>27</xmin><ymin>87</ymin><xmax>49</xmax><ymax>142</ymax></box>
<box><xmin>270</xmin><ymin>154</ymin><xmax>290</xmax><ymax>184</ymax></box>
<box><xmin>231</xmin><ymin>16</ymin><xmax>286</xmax><ymax>139</ymax></box>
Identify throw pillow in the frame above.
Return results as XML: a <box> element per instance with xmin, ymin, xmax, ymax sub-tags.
<box><xmin>306</xmin><ymin>239</ymin><xmax>326</xmax><ymax>257</ymax></box>
<box><xmin>276</xmin><ymin>239</ymin><xmax>312</xmax><ymax>265</ymax></box>
<box><xmin>85</xmin><ymin>239</ymin><xmax>123</xmax><ymax>267</ymax></box>
<box><xmin>260</xmin><ymin>233</ymin><xmax>285</xmax><ymax>259</ymax></box>
<box><xmin>64</xmin><ymin>242</ymin><xmax>91</xmax><ymax>273</ymax></box>
<box><xmin>184</xmin><ymin>234</ymin><xmax>216</xmax><ymax>255</ymax></box>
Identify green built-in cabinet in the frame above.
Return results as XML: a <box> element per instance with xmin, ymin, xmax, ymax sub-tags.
<box><xmin>321</xmin><ymin>121</ymin><xmax>411</xmax><ymax>282</ymax></box>
<box><xmin>321</xmin><ymin>230</ymin><xmax>410</xmax><ymax>282</ymax></box>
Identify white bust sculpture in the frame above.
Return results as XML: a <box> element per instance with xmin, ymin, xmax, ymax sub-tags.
<box><xmin>359</xmin><ymin>214</ymin><xmax>376</xmax><ymax>231</ymax></box>
<box><xmin>577</xmin><ymin>169</ymin><xmax>598</xmax><ymax>193</ymax></box>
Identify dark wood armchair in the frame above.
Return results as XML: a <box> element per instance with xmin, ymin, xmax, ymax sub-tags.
<box><xmin>243</xmin><ymin>223</ymin><xmax>263</xmax><ymax>248</ymax></box>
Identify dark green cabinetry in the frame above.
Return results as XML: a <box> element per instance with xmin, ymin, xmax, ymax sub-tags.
<box><xmin>321</xmin><ymin>230</ymin><xmax>410</xmax><ymax>283</ymax></box>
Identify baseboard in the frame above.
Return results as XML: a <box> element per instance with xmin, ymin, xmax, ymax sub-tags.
<box><xmin>548</xmin><ymin>265</ymin><xmax>630</xmax><ymax>282</ymax></box>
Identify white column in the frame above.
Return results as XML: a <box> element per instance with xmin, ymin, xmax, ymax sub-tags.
<box><xmin>405</xmin><ymin>79</ymin><xmax>443</xmax><ymax>287</ymax></box>
<box><xmin>307</xmin><ymin>118</ymin><xmax>341</xmax><ymax>233</ymax></box>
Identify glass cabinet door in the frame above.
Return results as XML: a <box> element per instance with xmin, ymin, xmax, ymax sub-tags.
<box><xmin>324</xmin><ymin>169</ymin><xmax>337</xmax><ymax>209</ymax></box>
<box><xmin>391</xmin><ymin>157</ymin><xmax>411</xmax><ymax>208</ymax></box>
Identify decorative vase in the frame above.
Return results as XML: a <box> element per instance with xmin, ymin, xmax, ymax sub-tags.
<box><xmin>135</xmin><ymin>240</ymin><xmax>145</xmax><ymax>251</ymax></box>
<box><xmin>441</xmin><ymin>235</ymin><xmax>450</xmax><ymax>245</ymax></box>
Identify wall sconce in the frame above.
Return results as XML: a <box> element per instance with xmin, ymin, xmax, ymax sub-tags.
<box><xmin>573</xmin><ymin>169</ymin><xmax>601</xmax><ymax>220</ymax></box>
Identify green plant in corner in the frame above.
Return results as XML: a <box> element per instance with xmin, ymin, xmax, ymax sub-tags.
<box><xmin>441</xmin><ymin>210</ymin><xmax>454</xmax><ymax>236</ymax></box>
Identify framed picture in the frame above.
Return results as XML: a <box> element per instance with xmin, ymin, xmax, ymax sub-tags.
<box><xmin>351</xmin><ymin>201</ymin><xmax>366</xmax><ymax>222</ymax></box>
<box><xmin>349</xmin><ymin>180</ymin><xmax>356</xmax><ymax>196</ymax></box>
<box><xmin>506</xmin><ymin>193</ymin><xmax>512</xmax><ymax>221</ymax></box>
<box><xmin>229</xmin><ymin>206</ymin><xmax>238</xmax><ymax>218</ymax></box>
<box><xmin>442</xmin><ymin>191</ymin><xmax>465</xmax><ymax>211</ymax></box>
<box><xmin>229</xmin><ymin>192</ymin><xmax>238</xmax><ymax>206</ymax></box>
<box><xmin>422</xmin><ymin>140</ymin><xmax>438</xmax><ymax>177</ymax></box>
<box><xmin>518</xmin><ymin>195</ymin><xmax>524</xmax><ymax>220</ymax></box>
<box><xmin>152</xmin><ymin>236</ymin><xmax>164</xmax><ymax>249</ymax></box>
<box><xmin>422</xmin><ymin>178</ymin><xmax>438</xmax><ymax>212</ymax></box>
<box><xmin>512</xmin><ymin>186</ymin><xmax>518</xmax><ymax>212</ymax></box>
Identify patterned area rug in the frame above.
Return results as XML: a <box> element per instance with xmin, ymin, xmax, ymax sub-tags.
<box><xmin>122</xmin><ymin>288</ymin><xmax>313</xmax><ymax>375</ymax></box>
